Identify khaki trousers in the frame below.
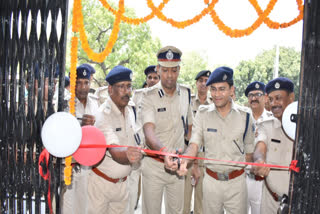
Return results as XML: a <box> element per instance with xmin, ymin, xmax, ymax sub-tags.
<box><xmin>260</xmin><ymin>184</ymin><xmax>279</xmax><ymax>214</ymax></box>
<box><xmin>183</xmin><ymin>164</ymin><xmax>204</xmax><ymax>214</ymax></box>
<box><xmin>127</xmin><ymin>167</ymin><xmax>141</xmax><ymax>214</ymax></box>
<box><xmin>87</xmin><ymin>171</ymin><xmax>129</xmax><ymax>214</ymax></box>
<box><xmin>246</xmin><ymin>174</ymin><xmax>263</xmax><ymax>214</ymax></box>
<box><xmin>142</xmin><ymin>158</ymin><xmax>185</xmax><ymax>214</ymax></box>
<box><xmin>203</xmin><ymin>171</ymin><xmax>247</xmax><ymax>214</ymax></box>
<box><xmin>61</xmin><ymin>166</ymin><xmax>90</xmax><ymax>214</ymax></box>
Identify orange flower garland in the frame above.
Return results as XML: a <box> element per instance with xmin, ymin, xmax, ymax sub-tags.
<box><xmin>98</xmin><ymin>0</ymin><xmax>171</xmax><ymax>25</ymax></box>
<box><xmin>72</xmin><ymin>0</ymin><xmax>304</xmax><ymax>63</ymax></box>
<box><xmin>76</xmin><ymin>0</ymin><xmax>125</xmax><ymax>62</ymax></box>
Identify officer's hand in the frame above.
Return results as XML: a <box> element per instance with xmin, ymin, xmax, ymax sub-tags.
<box><xmin>126</xmin><ymin>146</ymin><xmax>142</xmax><ymax>164</ymax></box>
<box><xmin>252</xmin><ymin>159</ymin><xmax>270</xmax><ymax>177</ymax></box>
<box><xmin>176</xmin><ymin>159</ymin><xmax>188</xmax><ymax>176</ymax></box>
<box><xmin>164</xmin><ymin>148</ymin><xmax>178</xmax><ymax>171</ymax></box>
<box><xmin>81</xmin><ymin>114</ymin><xmax>96</xmax><ymax>126</ymax></box>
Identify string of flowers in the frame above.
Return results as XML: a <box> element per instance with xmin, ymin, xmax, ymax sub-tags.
<box><xmin>72</xmin><ymin>0</ymin><xmax>304</xmax><ymax>72</ymax></box>
<box><xmin>64</xmin><ymin>0</ymin><xmax>81</xmax><ymax>186</ymax></box>
<box><xmin>98</xmin><ymin>0</ymin><xmax>171</xmax><ymax>25</ymax></box>
<box><xmin>76</xmin><ymin>0</ymin><xmax>125</xmax><ymax>62</ymax></box>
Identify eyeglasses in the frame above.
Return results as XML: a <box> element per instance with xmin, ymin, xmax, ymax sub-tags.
<box><xmin>248</xmin><ymin>93</ymin><xmax>264</xmax><ymax>99</ymax></box>
<box><xmin>113</xmin><ymin>84</ymin><xmax>132</xmax><ymax>92</ymax></box>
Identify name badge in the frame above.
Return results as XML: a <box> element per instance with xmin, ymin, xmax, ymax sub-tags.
<box><xmin>207</xmin><ymin>128</ymin><xmax>217</xmax><ymax>132</ymax></box>
<box><xmin>116</xmin><ymin>128</ymin><xmax>121</xmax><ymax>132</ymax></box>
<box><xmin>157</xmin><ymin>108</ymin><xmax>166</xmax><ymax>112</ymax></box>
<box><xmin>271</xmin><ymin>138</ymin><xmax>281</xmax><ymax>143</ymax></box>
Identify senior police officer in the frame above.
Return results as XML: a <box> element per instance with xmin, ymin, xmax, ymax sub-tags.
<box><xmin>175</xmin><ymin>66</ymin><xmax>255</xmax><ymax>214</ymax></box>
<box><xmin>245</xmin><ymin>81</ymin><xmax>272</xmax><ymax>214</ymax></box>
<box><xmin>141</xmin><ymin>46</ymin><xmax>193</xmax><ymax>214</ymax></box>
<box><xmin>87</xmin><ymin>65</ymin><xmax>143</xmax><ymax>214</ymax></box>
<box><xmin>252</xmin><ymin>77</ymin><xmax>295</xmax><ymax>214</ymax></box>
<box><xmin>127</xmin><ymin>65</ymin><xmax>161</xmax><ymax>214</ymax></box>
<box><xmin>61</xmin><ymin>64</ymin><xmax>99</xmax><ymax>214</ymax></box>
<box><xmin>183</xmin><ymin>70</ymin><xmax>212</xmax><ymax>214</ymax></box>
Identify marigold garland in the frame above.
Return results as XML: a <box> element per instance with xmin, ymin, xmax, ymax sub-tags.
<box><xmin>76</xmin><ymin>0</ymin><xmax>125</xmax><ymax>62</ymax></box>
<box><xmin>72</xmin><ymin>0</ymin><xmax>303</xmax><ymax>62</ymax></box>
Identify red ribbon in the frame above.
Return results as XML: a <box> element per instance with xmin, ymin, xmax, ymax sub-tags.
<box><xmin>79</xmin><ymin>144</ymin><xmax>300</xmax><ymax>172</ymax></box>
<box><xmin>39</xmin><ymin>149</ymin><xmax>53</xmax><ymax>214</ymax></box>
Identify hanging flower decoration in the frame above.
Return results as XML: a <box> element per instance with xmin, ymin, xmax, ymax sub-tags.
<box><xmin>71</xmin><ymin>0</ymin><xmax>303</xmax><ymax>63</ymax></box>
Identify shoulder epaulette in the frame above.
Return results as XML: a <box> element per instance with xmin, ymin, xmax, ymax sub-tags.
<box><xmin>88</xmin><ymin>93</ymin><xmax>99</xmax><ymax>100</ymax></box>
<box><xmin>128</xmin><ymin>99</ymin><xmax>135</xmax><ymax>107</ymax></box>
<box><xmin>199</xmin><ymin>104</ymin><xmax>211</xmax><ymax>112</ymax></box>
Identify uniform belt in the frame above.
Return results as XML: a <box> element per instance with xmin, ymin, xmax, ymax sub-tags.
<box><xmin>247</xmin><ymin>173</ymin><xmax>265</xmax><ymax>181</ymax></box>
<box><xmin>254</xmin><ymin>175</ymin><xmax>265</xmax><ymax>181</ymax></box>
<box><xmin>92</xmin><ymin>168</ymin><xmax>127</xmax><ymax>184</ymax></box>
<box><xmin>206</xmin><ymin>168</ymin><xmax>244</xmax><ymax>181</ymax></box>
<box><xmin>265</xmin><ymin>180</ymin><xmax>281</xmax><ymax>202</ymax></box>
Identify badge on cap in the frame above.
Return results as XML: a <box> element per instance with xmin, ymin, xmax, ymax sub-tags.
<box><xmin>255</xmin><ymin>83</ymin><xmax>260</xmax><ymax>89</ymax></box>
<box><xmin>223</xmin><ymin>74</ymin><xmax>227</xmax><ymax>81</ymax></box>
<box><xmin>207</xmin><ymin>72</ymin><xmax>210</xmax><ymax>76</ymax></box>
<box><xmin>275</xmin><ymin>82</ymin><xmax>280</xmax><ymax>89</ymax></box>
<box><xmin>129</xmin><ymin>73</ymin><xmax>133</xmax><ymax>80</ymax></box>
<box><xmin>83</xmin><ymin>71</ymin><xmax>87</xmax><ymax>76</ymax></box>
<box><xmin>166</xmin><ymin>50</ymin><xmax>174</xmax><ymax>60</ymax></box>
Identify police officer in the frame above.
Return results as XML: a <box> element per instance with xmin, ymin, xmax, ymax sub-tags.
<box><xmin>252</xmin><ymin>77</ymin><xmax>295</xmax><ymax>214</ymax></box>
<box><xmin>87</xmin><ymin>65</ymin><xmax>142</xmax><ymax>214</ymax></box>
<box><xmin>142</xmin><ymin>46</ymin><xmax>193</xmax><ymax>214</ymax></box>
<box><xmin>127</xmin><ymin>65</ymin><xmax>161</xmax><ymax>214</ymax></box>
<box><xmin>175</xmin><ymin>66</ymin><xmax>255</xmax><ymax>214</ymax></box>
<box><xmin>245</xmin><ymin>81</ymin><xmax>272</xmax><ymax>214</ymax></box>
<box><xmin>61</xmin><ymin>64</ymin><xmax>99</xmax><ymax>214</ymax></box>
<box><xmin>183</xmin><ymin>70</ymin><xmax>211</xmax><ymax>214</ymax></box>
<box><xmin>145</xmin><ymin>65</ymin><xmax>160</xmax><ymax>87</ymax></box>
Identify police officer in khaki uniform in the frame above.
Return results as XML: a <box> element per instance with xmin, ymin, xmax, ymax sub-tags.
<box><xmin>87</xmin><ymin>65</ymin><xmax>143</xmax><ymax>214</ymax></box>
<box><xmin>244</xmin><ymin>81</ymin><xmax>272</xmax><ymax>214</ymax></box>
<box><xmin>61</xmin><ymin>64</ymin><xmax>99</xmax><ymax>214</ymax></box>
<box><xmin>141</xmin><ymin>46</ymin><xmax>193</xmax><ymax>214</ymax></box>
<box><xmin>252</xmin><ymin>77</ymin><xmax>295</xmax><ymax>214</ymax></box>
<box><xmin>184</xmin><ymin>70</ymin><xmax>211</xmax><ymax>214</ymax></box>
<box><xmin>127</xmin><ymin>65</ymin><xmax>160</xmax><ymax>214</ymax></box>
<box><xmin>145</xmin><ymin>65</ymin><xmax>160</xmax><ymax>88</ymax></box>
<box><xmin>175</xmin><ymin>66</ymin><xmax>255</xmax><ymax>214</ymax></box>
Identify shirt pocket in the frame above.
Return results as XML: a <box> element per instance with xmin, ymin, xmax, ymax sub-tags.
<box><xmin>155</xmin><ymin>107</ymin><xmax>172</xmax><ymax>133</ymax></box>
<box><xmin>267</xmin><ymin>139</ymin><xmax>283</xmax><ymax>164</ymax></box>
<box><xmin>229</xmin><ymin>129</ymin><xmax>245</xmax><ymax>155</ymax></box>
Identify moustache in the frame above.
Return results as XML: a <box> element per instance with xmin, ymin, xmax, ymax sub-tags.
<box><xmin>121</xmin><ymin>95</ymin><xmax>130</xmax><ymax>100</ymax></box>
<box><xmin>251</xmin><ymin>100</ymin><xmax>259</xmax><ymax>104</ymax></box>
<box><xmin>272</xmin><ymin>106</ymin><xmax>282</xmax><ymax>110</ymax></box>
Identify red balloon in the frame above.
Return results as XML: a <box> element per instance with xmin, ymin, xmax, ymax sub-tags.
<box><xmin>73</xmin><ymin>126</ymin><xmax>106</xmax><ymax>166</ymax></box>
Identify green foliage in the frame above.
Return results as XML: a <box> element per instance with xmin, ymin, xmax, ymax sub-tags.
<box><xmin>179</xmin><ymin>51</ymin><xmax>209</xmax><ymax>93</ymax></box>
<box><xmin>234</xmin><ymin>46</ymin><xmax>301</xmax><ymax>104</ymax></box>
<box><xmin>69</xmin><ymin>0</ymin><xmax>161</xmax><ymax>89</ymax></box>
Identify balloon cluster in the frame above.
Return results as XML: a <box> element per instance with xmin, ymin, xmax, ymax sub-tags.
<box><xmin>41</xmin><ymin>112</ymin><xmax>107</xmax><ymax>166</ymax></box>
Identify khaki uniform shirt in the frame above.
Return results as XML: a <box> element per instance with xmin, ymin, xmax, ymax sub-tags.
<box><xmin>190</xmin><ymin>101</ymin><xmax>255</xmax><ymax>173</ymax></box>
<box><xmin>75</xmin><ymin>95</ymin><xmax>99</xmax><ymax>119</ymax></box>
<box><xmin>255</xmin><ymin>117</ymin><xmax>293</xmax><ymax>196</ymax></box>
<box><xmin>142</xmin><ymin>82</ymin><xmax>193</xmax><ymax>150</ymax></box>
<box><xmin>94</xmin><ymin>86</ymin><xmax>109</xmax><ymax>105</ymax></box>
<box><xmin>132</xmin><ymin>88</ymin><xmax>146</xmax><ymax>146</ymax></box>
<box><xmin>191</xmin><ymin>93</ymin><xmax>212</xmax><ymax>116</ymax></box>
<box><xmin>95</xmin><ymin>96</ymin><xmax>136</xmax><ymax>178</ymax></box>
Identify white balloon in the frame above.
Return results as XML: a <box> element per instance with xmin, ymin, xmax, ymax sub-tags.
<box><xmin>282</xmin><ymin>101</ymin><xmax>298</xmax><ymax>140</ymax></box>
<box><xmin>41</xmin><ymin>112</ymin><xmax>82</xmax><ymax>157</ymax></box>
